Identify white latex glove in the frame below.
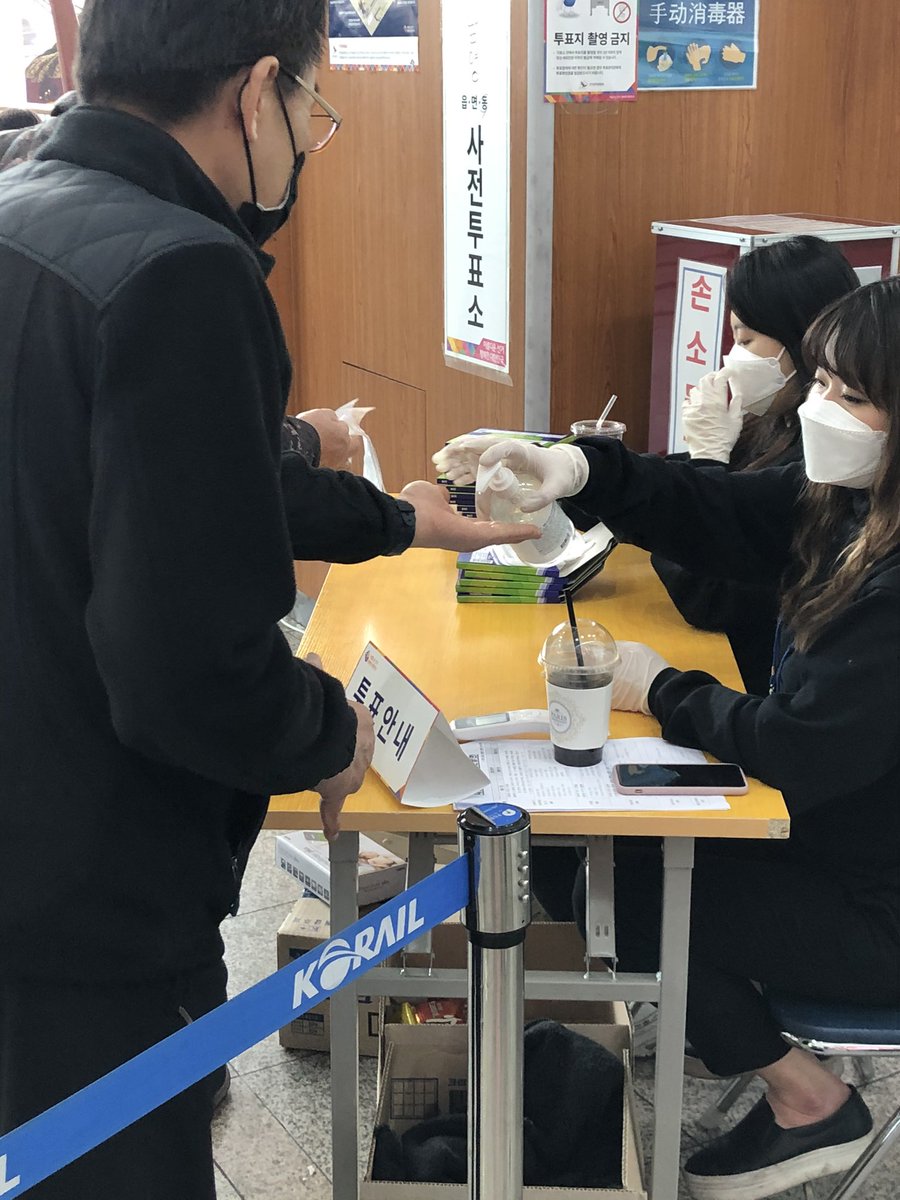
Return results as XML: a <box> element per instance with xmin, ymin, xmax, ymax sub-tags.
<box><xmin>682</xmin><ymin>370</ymin><xmax>744</xmax><ymax>463</ymax></box>
<box><xmin>433</xmin><ymin>437</ymin><xmax>589</xmax><ymax>512</ymax></box>
<box><xmin>612</xmin><ymin>641</ymin><xmax>672</xmax><ymax>715</ymax></box>
<box><xmin>433</xmin><ymin>434</ymin><xmax>508</xmax><ymax>485</ymax></box>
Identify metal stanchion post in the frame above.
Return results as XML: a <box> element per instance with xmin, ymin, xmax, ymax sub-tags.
<box><xmin>458</xmin><ymin>804</ymin><xmax>532</xmax><ymax>1200</ymax></box>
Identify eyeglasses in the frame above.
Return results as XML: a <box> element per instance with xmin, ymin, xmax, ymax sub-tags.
<box><xmin>283</xmin><ymin>70</ymin><xmax>342</xmax><ymax>153</ymax></box>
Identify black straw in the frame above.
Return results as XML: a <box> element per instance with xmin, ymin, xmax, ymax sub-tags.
<box><xmin>565</xmin><ymin>590</ymin><xmax>585</xmax><ymax>667</ymax></box>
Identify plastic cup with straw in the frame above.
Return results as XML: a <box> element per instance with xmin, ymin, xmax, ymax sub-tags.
<box><xmin>539</xmin><ymin>596</ymin><xmax>619</xmax><ymax>767</ymax></box>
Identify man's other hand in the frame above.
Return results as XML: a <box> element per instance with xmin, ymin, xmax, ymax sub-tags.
<box><xmin>314</xmin><ymin>701</ymin><xmax>375</xmax><ymax>841</ymax></box>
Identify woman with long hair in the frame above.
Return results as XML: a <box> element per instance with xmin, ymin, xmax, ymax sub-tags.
<box><xmin>434</xmin><ymin>278</ymin><xmax>900</xmax><ymax>1200</ymax></box>
<box><xmin>653</xmin><ymin>236</ymin><xmax>860</xmax><ymax>696</ymax></box>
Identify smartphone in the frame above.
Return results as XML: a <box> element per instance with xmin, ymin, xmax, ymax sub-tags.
<box><xmin>612</xmin><ymin>762</ymin><xmax>748</xmax><ymax>796</ymax></box>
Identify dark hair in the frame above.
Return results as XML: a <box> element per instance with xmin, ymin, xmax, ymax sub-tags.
<box><xmin>77</xmin><ymin>0</ymin><xmax>326</xmax><ymax>125</ymax></box>
<box><xmin>0</xmin><ymin>108</ymin><xmax>42</xmax><ymax>133</ymax></box>
<box><xmin>782</xmin><ymin>278</ymin><xmax>900</xmax><ymax>651</ymax></box>
<box><xmin>726</xmin><ymin>236</ymin><xmax>860</xmax><ymax>471</ymax></box>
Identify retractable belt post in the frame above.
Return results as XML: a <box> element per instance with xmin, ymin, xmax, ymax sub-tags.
<box><xmin>458</xmin><ymin>804</ymin><xmax>532</xmax><ymax>1200</ymax></box>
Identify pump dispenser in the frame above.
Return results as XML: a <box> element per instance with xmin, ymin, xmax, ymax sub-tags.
<box><xmin>475</xmin><ymin>460</ymin><xmax>578</xmax><ymax>567</ymax></box>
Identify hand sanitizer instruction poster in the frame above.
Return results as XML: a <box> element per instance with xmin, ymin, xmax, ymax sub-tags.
<box><xmin>638</xmin><ymin>0</ymin><xmax>758</xmax><ymax>91</ymax></box>
<box><xmin>329</xmin><ymin>0</ymin><xmax>419</xmax><ymax>72</ymax></box>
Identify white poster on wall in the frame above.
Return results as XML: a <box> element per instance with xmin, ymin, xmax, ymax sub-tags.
<box><xmin>545</xmin><ymin>0</ymin><xmax>639</xmax><ymax>102</ymax></box>
<box><xmin>669</xmin><ymin>259</ymin><xmax>728</xmax><ymax>453</ymax></box>
<box><xmin>442</xmin><ymin>0</ymin><xmax>512</xmax><ymax>379</ymax></box>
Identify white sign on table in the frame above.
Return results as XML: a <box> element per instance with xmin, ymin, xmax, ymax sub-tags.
<box><xmin>346</xmin><ymin>643</ymin><xmax>489</xmax><ymax>808</ymax></box>
<box><xmin>442</xmin><ymin>0</ymin><xmax>511</xmax><ymax>380</ymax></box>
<box><xmin>456</xmin><ymin>738</ymin><xmax>730</xmax><ymax>813</ymax></box>
<box><xmin>669</xmin><ymin>258</ymin><xmax>728</xmax><ymax>452</ymax></box>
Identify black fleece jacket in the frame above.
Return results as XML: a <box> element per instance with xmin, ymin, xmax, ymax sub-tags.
<box><xmin>650</xmin><ymin>442</ymin><xmax>803</xmax><ymax>697</ymax></box>
<box><xmin>0</xmin><ymin>106</ymin><xmax>407</xmax><ymax>982</ymax></box>
<box><xmin>567</xmin><ymin>440</ymin><xmax>900</xmax><ymax>935</ymax></box>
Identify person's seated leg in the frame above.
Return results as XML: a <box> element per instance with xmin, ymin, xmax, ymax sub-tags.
<box><xmin>529</xmin><ymin>845</ymin><xmax>582</xmax><ymax>922</ymax></box>
<box><xmin>684</xmin><ymin>1052</ymin><xmax>871</xmax><ymax>1200</ymax></box>
<box><xmin>677</xmin><ymin>842</ymin><xmax>895</xmax><ymax>1198</ymax></box>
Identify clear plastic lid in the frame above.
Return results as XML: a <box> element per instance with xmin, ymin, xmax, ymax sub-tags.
<box><xmin>538</xmin><ymin>619</ymin><xmax>619</xmax><ymax>678</ymax></box>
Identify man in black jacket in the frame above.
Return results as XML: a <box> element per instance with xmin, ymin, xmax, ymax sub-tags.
<box><xmin>0</xmin><ymin>3</ymin><xmax>533</xmax><ymax>1196</ymax></box>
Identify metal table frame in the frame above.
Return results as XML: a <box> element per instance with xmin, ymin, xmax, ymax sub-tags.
<box><xmin>328</xmin><ymin>829</ymin><xmax>694</xmax><ymax>1200</ymax></box>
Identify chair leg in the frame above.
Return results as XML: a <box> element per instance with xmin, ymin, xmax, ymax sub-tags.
<box><xmin>854</xmin><ymin>1055</ymin><xmax>877</xmax><ymax>1085</ymax></box>
<box><xmin>698</xmin><ymin>1073</ymin><xmax>755</xmax><ymax>1131</ymax></box>
<box><xmin>823</xmin><ymin>1105</ymin><xmax>900</xmax><ymax>1200</ymax></box>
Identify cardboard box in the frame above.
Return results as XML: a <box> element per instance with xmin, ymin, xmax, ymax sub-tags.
<box><xmin>275</xmin><ymin>830</ymin><xmax>406</xmax><ymax>905</ymax></box>
<box><xmin>362</xmin><ymin>1022</ymin><xmax>647</xmax><ymax>1200</ymax></box>
<box><xmin>403</xmin><ymin>921</ymin><xmax>626</xmax><ymax>1029</ymax></box>
<box><xmin>277</xmin><ymin>896</ymin><xmax>384</xmax><ymax>1056</ymax></box>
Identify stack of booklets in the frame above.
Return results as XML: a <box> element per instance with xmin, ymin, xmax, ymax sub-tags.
<box><xmin>456</xmin><ymin>521</ymin><xmax>617</xmax><ymax>604</ymax></box>
<box><xmin>438</xmin><ymin>427</ymin><xmax>617</xmax><ymax>604</ymax></box>
<box><xmin>436</xmin><ymin>427</ymin><xmax>564</xmax><ymax>518</ymax></box>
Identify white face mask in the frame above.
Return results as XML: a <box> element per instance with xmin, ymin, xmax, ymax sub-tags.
<box><xmin>798</xmin><ymin>384</ymin><xmax>887</xmax><ymax>489</ymax></box>
<box><xmin>721</xmin><ymin>343</ymin><xmax>796</xmax><ymax>416</ymax></box>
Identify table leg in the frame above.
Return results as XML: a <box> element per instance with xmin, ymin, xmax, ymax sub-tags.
<box><xmin>585</xmin><ymin>836</ymin><xmax>616</xmax><ymax>961</ymax></box>
<box><xmin>651</xmin><ymin>837</ymin><xmax>695</xmax><ymax>1200</ymax></box>
<box><xmin>405</xmin><ymin>832</ymin><xmax>435</xmax><ymax>955</ymax></box>
<box><xmin>330</xmin><ymin>831</ymin><xmax>360</xmax><ymax>1200</ymax></box>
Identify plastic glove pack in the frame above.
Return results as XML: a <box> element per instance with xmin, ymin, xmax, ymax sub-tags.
<box><xmin>337</xmin><ymin>400</ymin><xmax>385</xmax><ymax>490</ymax></box>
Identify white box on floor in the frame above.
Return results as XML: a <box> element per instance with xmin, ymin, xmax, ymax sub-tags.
<box><xmin>362</xmin><ymin>1022</ymin><xmax>646</xmax><ymax>1200</ymax></box>
<box><xmin>276</xmin><ymin>896</ymin><xmax>385</xmax><ymax>1056</ymax></box>
<box><xmin>275</xmin><ymin>830</ymin><xmax>406</xmax><ymax>905</ymax></box>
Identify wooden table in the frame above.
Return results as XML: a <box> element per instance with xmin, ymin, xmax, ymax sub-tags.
<box><xmin>266</xmin><ymin>544</ymin><xmax>789</xmax><ymax>1200</ymax></box>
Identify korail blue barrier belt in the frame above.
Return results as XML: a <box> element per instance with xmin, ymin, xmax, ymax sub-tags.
<box><xmin>0</xmin><ymin>854</ymin><xmax>470</xmax><ymax>1198</ymax></box>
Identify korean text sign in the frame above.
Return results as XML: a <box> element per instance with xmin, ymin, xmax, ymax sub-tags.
<box><xmin>442</xmin><ymin>0</ymin><xmax>512</xmax><ymax>377</ymax></box>
<box><xmin>347</xmin><ymin>643</ymin><xmax>489</xmax><ymax>807</ymax></box>
<box><xmin>545</xmin><ymin>0</ymin><xmax>639</xmax><ymax>103</ymax></box>
<box><xmin>638</xmin><ymin>0</ymin><xmax>758</xmax><ymax>91</ymax></box>
<box><xmin>669</xmin><ymin>259</ymin><xmax>727</xmax><ymax>452</ymax></box>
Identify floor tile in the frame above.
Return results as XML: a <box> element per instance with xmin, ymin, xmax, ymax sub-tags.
<box><xmin>237</xmin><ymin>830</ymin><xmax>305</xmax><ymax>917</ymax></box>
<box><xmin>242</xmin><ymin>1055</ymin><xmax>379</xmax><ymax>1181</ymax></box>
<box><xmin>212</xmin><ymin>1076</ymin><xmax>330</xmax><ymax>1200</ymax></box>
<box><xmin>222</xmin><ymin>901</ymin><xmax>295</xmax><ymax>999</ymax></box>
<box><xmin>221</xmin><ymin>899</ymin><xmax>297</xmax><ymax>1075</ymax></box>
<box><xmin>214</xmin><ymin>1165</ymin><xmax>242</xmax><ymax>1199</ymax></box>
<box><xmin>230</xmin><ymin>1031</ymin><xmax>298</xmax><ymax>1078</ymax></box>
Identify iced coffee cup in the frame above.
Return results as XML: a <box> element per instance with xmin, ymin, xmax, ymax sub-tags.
<box><xmin>570</xmin><ymin>419</ymin><xmax>627</xmax><ymax>442</ymax></box>
<box><xmin>539</xmin><ymin>621</ymin><xmax>619</xmax><ymax>767</ymax></box>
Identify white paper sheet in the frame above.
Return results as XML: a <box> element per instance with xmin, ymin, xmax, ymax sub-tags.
<box><xmin>455</xmin><ymin>738</ymin><xmax>730</xmax><ymax>813</ymax></box>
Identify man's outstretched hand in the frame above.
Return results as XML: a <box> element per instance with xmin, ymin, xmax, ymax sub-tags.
<box><xmin>400</xmin><ymin>480</ymin><xmax>540</xmax><ymax>552</ymax></box>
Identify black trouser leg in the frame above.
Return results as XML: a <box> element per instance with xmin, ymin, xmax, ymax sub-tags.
<box><xmin>530</xmin><ymin>845</ymin><xmax>582</xmax><ymax>922</ymax></box>
<box><xmin>0</xmin><ymin>960</ymin><xmax>227</xmax><ymax>1200</ymax></box>
<box><xmin>575</xmin><ymin>840</ymin><xmax>900</xmax><ymax>1078</ymax></box>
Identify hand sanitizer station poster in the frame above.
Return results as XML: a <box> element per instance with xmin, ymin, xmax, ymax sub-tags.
<box><xmin>638</xmin><ymin>0</ymin><xmax>758</xmax><ymax>91</ymax></box>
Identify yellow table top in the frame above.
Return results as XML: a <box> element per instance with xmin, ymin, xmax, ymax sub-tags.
<box><xmin>267</xmin><ymin>544</ymin><xmax>789</xmax><ymax>840</ymax></box>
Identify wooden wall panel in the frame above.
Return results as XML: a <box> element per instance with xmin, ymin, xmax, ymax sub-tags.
<box><xmin>342</xmin><ymin>365</ymin><xmax>427</xmax><ymax>493</ymax></box>
<box><xmin>551</xmin><ymin>0</ymin><xmax>900</xmax><ymax>450</ymax></box>
<box><xmin>285</xmin><ymin>0</ymin><xmax>528</xmax><ymax>477</ymax></box>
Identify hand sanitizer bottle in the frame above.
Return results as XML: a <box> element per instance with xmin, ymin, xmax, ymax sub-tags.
<box><xmin>475</xmin><ymin>461</ymin><xmax>578</xmax><ymax>567</ymax></box>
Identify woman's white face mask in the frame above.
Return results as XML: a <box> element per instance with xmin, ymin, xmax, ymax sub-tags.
<box><xmin>721</xmin><ymin>343</ymin><xmax>796</xmax><ymax>415</ymax></box>
<box><xmin>798</xmin><ymin>384</ymin><xmax>887</xmax><ymax>489</ymax></box>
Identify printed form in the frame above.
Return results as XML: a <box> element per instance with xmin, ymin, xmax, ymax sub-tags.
<box><xmin>457</xmin><ymin>738</ymin><xmax>730</xmax><ymax>813</ymax></box>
